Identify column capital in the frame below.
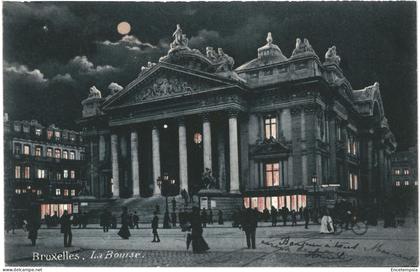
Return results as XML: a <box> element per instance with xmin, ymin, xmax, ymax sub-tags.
<box><xmin>290</xmin><ymin>106</ymin><xmax>302</xmax><ymax>116</ymax></box>
<box><xmin>176</xmin><ymin>116</ymin><xmax>186</xmax><ymax>126</ymax></box>
<box><xmin>201</xmin><ymin>112</ymin><xmax>211</xmax><ymax>122</ymax></box>
<box><xmin>228</xmin><ymin>110</ymin><xmax>240</xmax><ymax>118</ymax></box>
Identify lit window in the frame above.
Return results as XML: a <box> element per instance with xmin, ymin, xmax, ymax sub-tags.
<box><xmin>15</xmin><ymin>166</ymin><xmax>21</xmax><ymax>179</ymax></box>
<box><xmin>71</xmin><ymin>189</ymin><xmax>76</xmax><ymax>196</ymax></box>
<box><xmin>62</xmin><ymin>150</ymin><xmax>68</xmax><ymax>160</ymax></box>
<box><xmin>415</xmin><ymin>181</ymin><xmax>418</xmax><ymax>186</ymax></box>
<box><xmin>62</xmin><ymin>132</ymin><xmax>68</xmax><ymax>140</ymax></box>
<box><xmin>264</xmin><ymin>115</ymin><xmax>277</xmax><ymax>139</ymax></box>
<box><xmin>64</xmin><ymin>189</ymin><xmax>69</xmax><ymax>196</ymax></box>
<box><xmin>55</xmin><ymin>131</ymin><xmax>61</xmax><ymax>139</ymax></box>
<box><xmin>47</xmin><ymin>148</ymin><xmax>53</xmax><ymax>157</ymax></box>
<box><xmin>394</xmin><ymin>169</ymin><xmax>401</xmax><ymax>175</ymax></box>
<box><xmin>23</xmin><ymin>126</ymin><xmax>30</xmax><ymax>133</ymax></box>
<box><xmin>70</xmin><ymin>134</ymin><xmax>76</xmax><ymax>141</ymax></box>
<box><xmin>24</xmin><ymin>166</ymin><xmax>31</xmax><ymax>179</ymax></box>
<box><xmin>37</xmin><ymin>190</ymin><xmax>42</xmax><ymax>196</ymax></box>
<box><xmin>352</xmin><ymin>142</ymin><xmax>357</xmax><ymax>155</ymax></box>
<box><xmin>35</xmin><ymin>146</ymin><xmax>42</xmax><ymax>157</ymax></box>
<box><xmin>22</xmin><ymin>189</ymin><xmax>27</xmax><ymax>193</ymax></box>
<box><xmin>404</xmin><ymin>169</ymin><xmax>410</xmax><ymax>175</ymax></box>
<box><xmin>14</xmin><ymin>143</ymin><xmax>22</xmax><ymax>155</ymax></box>
<box><xmin>15</xmin><ymin>189</ymin><xmax>21</xmax><ymax>194</ymax></box>
<box><xmin>55</xmin><ymin>149</ymin><xmax>61</xmax><ymax>159</ymax></box>
<box><xmin>395</xmin><ymin>181</ymin><xmax>401</xmax><ymax>187</ymax></box>
<box><xmin>265</xmin><ymin>163</ymin><xmax>280</xmax><ymax>187</ymax></box>
<box><xmin>404</xmin><ymin>180</ymin><xmax>410</xmax><ymax>186</ymax></box>
<box><xmin>23</xmin><ymin>145</ymin><xmax>31</xmax><ymax>155</ymax></box>
<box><xmin>349</xmin><ymin>172</ymin><xmax>358</xmax><ymax>190</ymax></box>
<box><xmin>69</xmin><ymin>151</ymin><xmax>76</xmax><ymax>160</ymax></box>
<box><xmin>56</xmin><ymin>189</ymin><xmax>61</xmax><ymax>196</ymax></box>
<box><xmin>63</xmin><ymin>170</ymin><xmax>68</xmax><ymax>179</ymax></box>
<box><xmin>56</xmin><ymin>172</ymin><xmax>62</xmax><ymax>180</ymax></box>
<box><xmin>70</xmin><ymin>170</ymin><xmax>76</xmax><ymax>179</ymax></box>
<box><xmin>37</xmin><ymin>169</ymin><xmax>46</xmax><ymax>179</ymax></box>
<box><xmin>47</xmin><ymin>130</ymin><xmax>53</xmax><ymax>140</ymax></box>
<box><xmin>14</xmin><ymin>124</ymin><xmax>21</xmax><ymax>132</ymax></box>
<box><xmin>35</xmin><ymin>128</ymin><xmax>42</xmax><ymax>136</ymax></box>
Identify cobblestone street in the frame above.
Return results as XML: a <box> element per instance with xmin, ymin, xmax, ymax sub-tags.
<box><xmin>5</xmin><ymin>221</ymin><xmax>418</xmax><ymax>267</ymax></box>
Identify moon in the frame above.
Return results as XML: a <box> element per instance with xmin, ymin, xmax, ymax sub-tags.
<box><xmin>117</xmin><ymin>21</ymin><xmax>131</xmax><ymax>35</ymax></box>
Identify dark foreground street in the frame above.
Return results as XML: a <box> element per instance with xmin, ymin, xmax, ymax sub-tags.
<box><xmin>5</xmin><ymin>221</ymin><xmax>418</xmax><ymax>267</ymax></box>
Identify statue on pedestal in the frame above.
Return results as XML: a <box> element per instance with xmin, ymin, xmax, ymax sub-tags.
<box><xmin>324</xmin><ymin>45</ymin><xmax>341</xmax><ymax>65</ymax></box>
<box><xmin>201</xmin><ymin>168</ymin><xmax>217</xmax><ymax>189</ymax></box>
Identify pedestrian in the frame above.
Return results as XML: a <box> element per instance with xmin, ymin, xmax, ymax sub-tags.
<box><xmin>281</xmin><ymin>206</ymin><xmax>289</xmax><ymax>226</ymax></box>
<box><xmin>208</xmin><ymin>209</ymin><xmax>213</xmax><ymax>225</ymax></box>
<box><xmin>171</xmin><ymin>211</ymin><xmax>177</xmax><ymax>227</ymax></box>
<box><xmin>191</xmin><ymin>206</ymin><xmax>210</xmax><ymax>253</ymax></box>
<box><xmin>181</xmin><ymin>189</ymin><xmax>189</xmax><ymax>206</ymax></box>
<box><xmin>303</xmin><ymin>207</ymin><xmax>310</xmax><ymax>229</ymax></box>
<box><xmin>291</xmin><ymin>210</ymin><xmax>297</xmax><ymax>226</ymax></box>
<box><xmin>299</xmin><ymin>207</ymin><xmax>303</xmax><ymax>220</ymax></box>
<box><xmin>133</xmin><ymin>211</ymin><xmax>139</xmax><ymax>229</ymax></box>
<box><xmin>27</xmin><ymin>205</ymin><xmax>40</xmax><ymax>246</ymax></box>
<box><xmin>118</xmin><ymin>207</ymin><xmax>131</xmax><ymax>239</ymax></box>
<box><xmin>320</xmin><ymin>209</ymin><xmax>334</xmax><ymax>234</ymax></box>
<box><xmin>82</xmin><ymin>212</ymin><xmax>88</xmax><ymax>229</ymax></box>
<box><xmin>218</xmin><ymin>210</ymin><xmax>224</xmax><ymax>225</ymax></box>
<box><xmin>111</xmin><ymin>215</ymin><xmax>117</xmax><ymax>229</ymax></box>
<box><xmin>241</xmin><ymin>207</ymin><xmax>258</xmax><ymax>249</ymax></box>
<box><xmin>189</xmin><ymin>190</ymin><xmax>194</xmax><ymax>203</ymax></box>
<box><xmin>201</xmin><ymin>208</ymin><xmax>207</xmax><ymax>228</ymax></box>
<box><xmin>263</xmin><ymin>208</ymin><xmax>270</xmax><ymax>222</ymax></box>
<box><xmin>151</xmin><ymin>211</ymin><xmax>160</xmax><ymax>242</ymax></box>
<box><xmin>172</xmin><ymin>198</ymin><xmax>177</xmax><ymax>212</ymax></box>
<box><xmin>155</xmin><ymin>204</ymin><xmax>160</xmax><ymax>214</ymax></box>
<box><xmin>60</xmin><ymin>210</ymin><xmax>73</xmax><ymax>247</ymax></box>
<box><xmin>100</xmin><ymin>209</ymin><xmax>107</xmax><ymax>232</ymax></box>
<box><xmin>128</xmin><ymin>212</ymin><xmax>134</xmax><ymax>229</ymax></box>
<box><xmin>271</xmin><ymin>206</ymin><xmax>277</xmax><ymax>226</ymax></box>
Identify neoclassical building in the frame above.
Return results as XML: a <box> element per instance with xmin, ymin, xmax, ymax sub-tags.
<box><xmin>79</xmin><ymin>26</ymin><xmax>396</xmax><ymax>212</ymax></box>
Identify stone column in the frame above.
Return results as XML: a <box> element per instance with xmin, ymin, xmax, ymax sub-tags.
<box><xmin>110</xmin><ymin>134</ymin><xmax>120</xmax><ymax>197</ymax></box>
<box><xmin>131</xmin><ymin>130</ymin><xmax>140</xmax><ymax>196</ymax></box>
<box><xmin>99</xmin><ymin>135</ymin><xmax>106</xmax><ymax>161</ymax></box>
<box><xmin>152</xmin><ymin>126</ymin><xmax>161</xmax><ymax>196</ymax></box>
<box><xmin>203</xmin><ymin>113</ymin><xmax>212</xmax><ymax>171</ymax></box>
<box><xmin>229</xmin><ymin>112</ymin><xmax>240</xmax><ymax>193</ymax></box>
<box><xmin>178</xmin><ymin>118</ymin><xmax>188</xmax><ymax>191</ymax></box>
<box><xmin>217</xmin><ymin>126</ymin><xmax>226</xmax><ymax>191</ymax></box>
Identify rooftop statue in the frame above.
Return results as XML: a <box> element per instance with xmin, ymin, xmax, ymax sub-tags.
<box><xmin>266</xmin><ymin>32</ymin><xmax>273</xmax><ymax>44</ymax></box>
<box><xmin>206</xmin><ymin>46</ymin><xmax>218</xmax><ymax>62</ymax></box>
<box><xmin>169</xmin><ymin>24</ymin><xmax>189</xmax><ymax>52</ymax></box>
<box><xmin>324</xmin><ymin>45</ymin><xmax>341</xmax><ymax>65</ymax></box>
<box><xmin>140</xmin><ymin>61</ymin><xmax>156</xmax><ymax>74</ymax></box>
<box><xmin>215</xmin><ymin>48</ymin><xmax>235</xmax><ymax>72</ymax></box>
<box><xmin>291</xmin><ymin>38</ymin><xmax>315</xmax><ymax>57</ymax></box>
<box><xmin>88</xmin><ymin>85</ymin><xmax>102</xmax><ymax>98</ymax></box>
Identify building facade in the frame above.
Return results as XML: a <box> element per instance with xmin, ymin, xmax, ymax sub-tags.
<box><xmin>79</xmin><ymin>26</ymin><xmax>396</xmax><ymax>212</ymax></box>
<box><xmin>4</xmin><ymin>116</ymin><xmax>86</xmax><ymax>221</ymax></box>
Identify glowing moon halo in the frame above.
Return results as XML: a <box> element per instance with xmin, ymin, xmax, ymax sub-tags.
<box><xmin>117</xmin><ymin>21</ymin><xmax>131</xmax><ymax>35</ymax></box>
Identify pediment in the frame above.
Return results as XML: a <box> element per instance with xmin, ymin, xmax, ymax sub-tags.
<box><xmin>250</xmin><ymin>137</ymin><xmax>290</xmax><ymax>160</ymax></box>
<box><xmin>102</xmin><ymin>63</ymin><xmax>239</xmax><ymax>110</ymax></box>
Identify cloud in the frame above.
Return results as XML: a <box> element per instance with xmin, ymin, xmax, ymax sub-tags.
<box><xmin>189</xmin><ymin>29</ymin><xmax>222</xmax><ymax>50</ymax></box>
<box><xmin>108</xmin><ymin>82</ymin><xmax>123</xmax><ymax>92</ymax></box>
<box><xmin>4</xmin><ymin>62</ymin><xmax>48</xmax><ymax>85</ymax></box>
<box><xmin>52</xmin><ymin>73</ymin><xmax>75</xmax><ymax>83</ymax></box>
<box><xmin>99</xmin><ymin>35</ymin><xmax>157</xmax><ymax>52</ymax></box>
<box><xmin>69</xmin><ymin>56</ymin><xmax>119</xmax><ymax>75</ymax></box>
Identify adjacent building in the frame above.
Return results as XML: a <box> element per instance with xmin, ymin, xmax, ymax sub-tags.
<box><xmin>79</xmin><ymin>26</ymin><xmax>396</xmax><ymax>213</ymax></box>
<box><xmin>4</xmin><ymin>115</ymin><xmax>86</xmax><ymax>221</ymax></box>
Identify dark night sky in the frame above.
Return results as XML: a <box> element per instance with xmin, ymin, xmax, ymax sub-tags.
<box><xmin>3</xmin><ymin>1</ymin><xmax>417</xmax><ymax>150</ymax></box>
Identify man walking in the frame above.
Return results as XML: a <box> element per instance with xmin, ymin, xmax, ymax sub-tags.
<box><xmin>133</xmin><ymin>211</ymin><xmax>139</xmax><ymax>229</ymax></box>
<box><xmin>241</xmin><ymin>207</ymin><xmax>258</xmax><ymax>249</ymax></box>
<box><xmin>60</xmin><ymin>210</ymin><xmax>73</xmax><ymax>247</ymax></box>
<box><xmin>151</xmin><ymin>211</ymin><xmax>160</xmax><ymax>242</ymax></box>
<box><xmin>303</xmin><ymin>207</ymin><xmax>310</xmax><ymax>229</ymax></box>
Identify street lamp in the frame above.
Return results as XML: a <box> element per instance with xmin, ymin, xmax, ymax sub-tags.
<box><xmin>157</xmin><ymin>173</ymin><xmax>174</xmax><ymax>229</ymax></box>
<box><xmin>311</xmin><ymin>174</ymin><xmax>319</xmax><ymax>223</ymax></box>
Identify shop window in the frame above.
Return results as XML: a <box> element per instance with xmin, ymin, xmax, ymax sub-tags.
<box><xmin>55</xmin><ymin>149</ymin><xmax>61</xmax><ymax>159</ymax></box>
<box><xmin>24</xmin><ymin>166</ymin><xmax>31</xmax><ymax>179</ymax></box>
<box><xmin>69</xmin><ymin>151</ymin><xmax>76</xmax><ymax>160</ymax></box>
<box><xmin>15</xmin><ymin>166</ymin><xmax>21</xmax><ymax>179</ymax></box>
<box><xmin>14</xmin><ymin>143</ymin><xmax>22</xmax><ymax>155</ymax></box>
<box><xmin>271</xmin><ymin>197</ymin><xmax>278</xmax><ymax>209</ymax></box>
<box><xmin>62</xmin><ymin>150</ymin><xmax>68</xmax><ymax>160</ymax></box>
<box><xmin>251</xmin><ymin>197</ymin><xmax>258</xmax><ymax>209</ymax></box>
<box><xmin>257</xmin><ymin>197</ymin><xmax>265</xmax><ymax>212</ymax></box>
<box><xmin>23</xmin><ymin>145</ymin><xmax>31</xmax><ymax>155</ymax></box>
<box><xmin>264</xmin><ymin>115</ymin><xmax>277</xmax><ymax>139</ymax></box>
<box><xmin>56</xmin><ymin>189</ymin><xmax>61</xmax><ymax>196</ymax></box>
<box><xmin>47</xmin><ymin>148</ymin><xmax>53</xmax><ymax>157</ymax></box>
<box><xmin>35</xmin><ymin>146</ymin><xmax>42</xmax><ymax>157</ymax></box>
<box><xmin>264</xmin><ymin>163</ymin><xmax>280</xmax><ymax>187</ymax></box>
<box><xmin>265</xmin><ymin>197</ymin><xmax>271</xmax><ymax>210</ymax></box>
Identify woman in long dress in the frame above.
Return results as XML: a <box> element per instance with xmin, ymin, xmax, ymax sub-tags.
<box><xmin>118</xmin><ymin>207</ymin><xmax>131</xmax><ymax>239</ymax></box>
<box><xmin>191</xmin><ymin>206</ymin><xmax>210</xmax><ymax>253</ymax></box>
<box><xmin>320</xmin><ymin>209</ymin><xmax>334</xmax><ymax>234</ymax></box>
